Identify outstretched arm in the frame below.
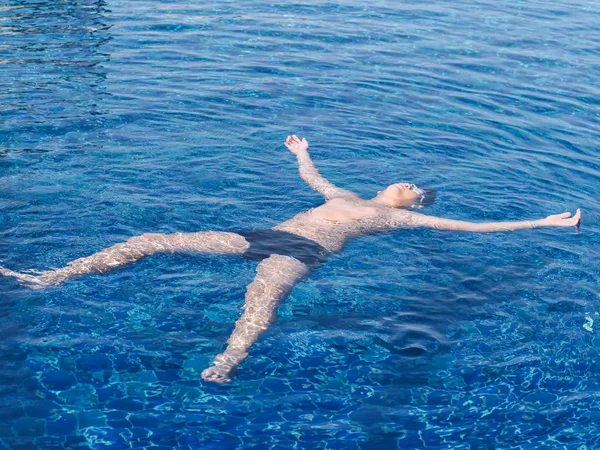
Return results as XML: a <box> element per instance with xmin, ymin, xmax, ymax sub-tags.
<box><xmin>284</xmin><ymin>135</ymin><xmax>359</xmax><ymax>200</ymax></box>
<box><xmin>404</xmin><ymin>209</ymin><xmax>581</xmax><ymax>232</ymax></box>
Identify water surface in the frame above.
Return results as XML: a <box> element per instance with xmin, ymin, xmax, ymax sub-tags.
<box><xmin>1</xmin><ymin>0</ymin><xmax>599</xmax><ymax>448</ymax></box>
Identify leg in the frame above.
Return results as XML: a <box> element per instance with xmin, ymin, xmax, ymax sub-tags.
<box><xmin>202</xmin><ymin>254</ymin><xmax>309</xmax><ymax>383</ymax></box>
<box><xmin>0</xmin><ymin>231</ymin><xmax>249</xmax><ymax>287</ymax></box>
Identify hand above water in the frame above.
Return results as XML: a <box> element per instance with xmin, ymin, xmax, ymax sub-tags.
<box><xmin>539</xmin><ymin>209</ymin><xmax>581</xmax><ymax>228</ymax></box>
<box><xmin>285</xmin><ymin>135</ymin><xmax>309</xmax><ymax>155</ymax></box>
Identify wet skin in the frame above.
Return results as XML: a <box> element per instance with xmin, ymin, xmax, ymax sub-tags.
<box><xmin>1</xmin><ymin>135</ymin><xmax>581</xmax><ymax>383</ymax></box>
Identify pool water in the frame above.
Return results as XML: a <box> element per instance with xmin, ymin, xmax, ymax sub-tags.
<box><xmin>1</xmin><ymin>0</ymin><xmax>599</xmax><ymax>448</ymax></box>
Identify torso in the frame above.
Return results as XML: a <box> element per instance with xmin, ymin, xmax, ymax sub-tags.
<box><xmin>272</xmin><ymin>196</ymin><xmax>414</xmax><ymax>253</ymax></box>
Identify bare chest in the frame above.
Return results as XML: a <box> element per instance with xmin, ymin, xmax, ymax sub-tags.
<box><xmin>309</xmin><ymin>198</ymin><xmax>380</xmax><ymax>223</ymax></box>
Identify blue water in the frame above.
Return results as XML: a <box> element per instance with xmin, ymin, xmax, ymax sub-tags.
<box><xmin>1</xmin><ymin>0</ymin><xmax>599</xmax><ymax>448</ymax></box>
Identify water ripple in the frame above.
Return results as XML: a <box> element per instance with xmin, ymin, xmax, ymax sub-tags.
<box><xmin>1</xmin><ymin>0</ymin><xmax>600</xmax><ymax>448</ymax></box>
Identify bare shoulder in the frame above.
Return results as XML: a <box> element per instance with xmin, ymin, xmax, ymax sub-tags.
<box><xmin>376</xmin><ymin>208</ymin><xmax>433</xmax><ymax>228</ymax></box>
<box><xmin>330</xmin><ymin>189</ymin><xmax>362</xmax><ymax>201</ymax></box>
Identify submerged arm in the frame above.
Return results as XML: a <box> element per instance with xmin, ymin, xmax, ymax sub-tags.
<box><xmin>285</xmin><ymin>135</ymin><xmax>359</xmax><ymax>200</ymax></box>
<box><xmin>404</xmin><ymin>209</ymin><xmax>581</xmax><ymax>232</ymax></box>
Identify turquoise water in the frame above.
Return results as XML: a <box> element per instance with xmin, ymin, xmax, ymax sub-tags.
<box><xmin>1</xmin><ymin>0</ymin><xmax>599</xmax><ymax>448</ymax></box>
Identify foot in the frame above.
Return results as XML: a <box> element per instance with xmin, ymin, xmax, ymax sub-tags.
<box><xmin>284</xmin><ymin>135</ymin><xmax>309</xmax><ymax>155</ymax></box>
<box><xmin>201</xmin><ymin>365</ymin><xmax>233</xmax><ymax>384</ymax></box>
<box><xmin>0</xmin><ymin>266</ymin><xmax>49</xmax><ymax>289</ymax></box>
<box><xmin>201</xmin><ymin>350</ymin><xmax>247</xmax><ymax>384</ymax></box>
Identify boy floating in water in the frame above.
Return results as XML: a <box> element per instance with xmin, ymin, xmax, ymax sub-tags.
<box><xmin>0</xmin><ymin>135</ymin><xmax>581</xmax><ymax>383</ymax></box>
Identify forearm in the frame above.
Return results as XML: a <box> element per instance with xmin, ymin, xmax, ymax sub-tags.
<box><xmin>295</xmin><ymin>150</ymin><xmax>336</xmax><ymax>196</ymax></box>
<box><xmin>285</xmin><ymin>135</ymin><xmax>357</xmax><ymax>200</ymax></box>
<box><xmin>404</xmin><ymin>209</ymin><xmax>580</xmax><ymax>233</ymax></box>
<box><xmin>431</xmin><ymin>218</ymin><xmax>541</xmax><ymax>233</ymax></box>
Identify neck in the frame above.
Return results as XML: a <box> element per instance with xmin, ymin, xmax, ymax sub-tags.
<box><xmin>371</xmin><ymin>195</ymin><xmax>396</xmax><ymax>208</ymax></box>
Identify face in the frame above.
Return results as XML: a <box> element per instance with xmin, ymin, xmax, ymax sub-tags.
<box><xmin>379</xmin><ymin>183</ymin><xmax>420</xmax><ymax>208</ymax></box>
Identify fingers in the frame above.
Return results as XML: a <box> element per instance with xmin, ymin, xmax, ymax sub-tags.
<box><xmin>561</xmin><ymin>209</ymin><xmax>581</xmax><ymax>227</ymax></box>
<box><xmin>284</xmin><ymin>136</ymin><xmax>294</xmax><ymax>150</ymax></box>
<box><xmin>562</xmin><ymin>209</ymin><xmax>581</xmax><ymax>225</ymax></box>
<box><xmin>574</xmin><ymin>208</ymin><xmax>581</xmax><ymax>225</ymax></box>
<box><xmin>544</xmin><ymin>209</ymin><xmax>582</xmax><ymax>228</ymax></box>
<box><xmin>284</xmin><ymin>135</ymin><xmax>307</xmax><ymax>153</ymax></box>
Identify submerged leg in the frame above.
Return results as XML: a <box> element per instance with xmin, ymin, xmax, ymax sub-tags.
<box><xmin>202</xmin><ymin>254</ymin><xmax>309</xmax><ymax>384</ymax></box>
<box><xmin>0</xmin><ymin>231</ymin><xmax>249</xmax><ymax>287</ymax></box>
